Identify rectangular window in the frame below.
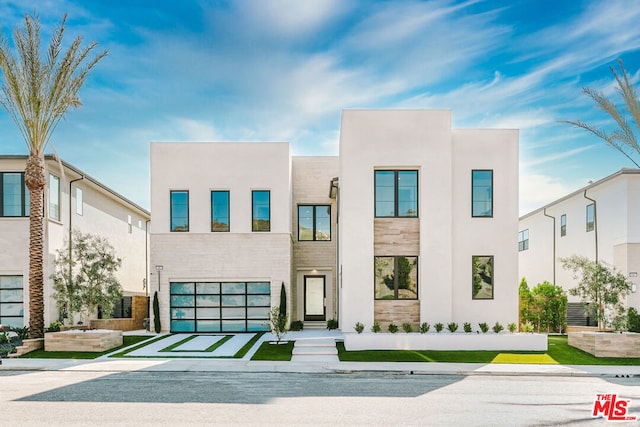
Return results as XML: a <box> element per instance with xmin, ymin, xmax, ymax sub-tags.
<box><xmin>170</xmin><ymin>190</ymin><xmax>189</xmax><ymax>232</ymax></box>
<box><xmin>298</xmin><ymin>205</ymin><xmax>331</xmax><ymax>241</ymax></box>
<box><xmin>518</xmin><ymin>229</ymin><xmax>529</xmax><ymax>251</ymax></box>
<box><xmin>75</xmin><ymin>187</ymin><xmax>83</xmax><ymax>215</ymax></box>
<box><xmin>0</xmin><ymin>172</ymin><xmax>28</xmax><ymax>217</ymax></box>
<box><xmin>252</xmin><ymin>190</ymin><xmax>270</xmax><ymax>232</ymax></box>
<box><xmin>560</xmin><ymin>214</ymin><xmax>566</xmax><ymax>237</ymax></box>
<box><xmin>472</xmin><ymin>170</ymin><xmax>493</xmax><ymax>217</ymax></box>
<box><xmin>472</xmin><ymin>255</ymin><xmax>494</xmax><ymax>299</ymax></box>
<box><xmin>49</xmin><ymin>174</ymin><xmax>60</xmax><ymax>221</ymax></box>
<box><xmin>0</xmin><ymin>275</ymin><xmax>24</xmax><ymax>328</ymax></box>
<box><xmin>211</xmin><ymin>190</ymin><xmax>230</xmax><ymax>232</ymax></box>
<box><xmin>586</xmin><ymin>204</ymin><xmax>594</xmax><ymax>232</ymax></box>
<box><xmin>374</xmin><ymin>256</ymin><xmax>418</xmax><ymax>300</ymax></box>
<box><xmin>375</xmin><ymin>170</ymin><xmax>418</xmax><ymax>217</ymax></box>
<box><xmin>127</xmin><ymin>214</ymin><xmax>132</xmax><ymax>233</ymax></box>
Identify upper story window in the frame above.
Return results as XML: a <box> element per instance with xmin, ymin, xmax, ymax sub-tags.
<box><xmin>586</xmin><ymin>203</ymin><xmax>594</xmax><ymax>232</ymax></box>
<box><xmin>49</xmin><ymin>174</ymin><xmax>60</xmax><ymax>221</ymax></box>
<box><xmin>170</xmin><ymin>190</ymin><xmax>189</xmax><ymax>232</ymax></box>
<box><xmin>75</xmin><ymin>187</ymin><xmax>83</xmax><ymax>215</ymax></box>
<box><xmin>560</xmin><ymin>214</ymin><xmax>566</xmax><ymax>237</ymax></box>
<box><xmin>374</xmin><ymin>256</ymin><xmax>418</xmax><ymax>300</ymax></box>
<box><xmin>374</xmin><ymin>170</ymin><xmax>418</xmax><ymax>217</ymax></box>
<box><xmin>472</xmin><ymin>170</ymin><xmax>493</xmax><ymax>217</ymax></box>
<box><xmin>127</xmin><ymin>215</ymin><xmax>132</xmax><ymax>233</ymax></box>
<box><xmin>518</xmin><ymin>229</ymin><xmax>529</xmax><ymax>251</ymax></box>
<box><xmin>1</xmin><ymin>172</ymin><xmax>29</xmax><ymax>217</ymax></box>
<box><xmin>211</xmin><ymin>190</ymin><xmax>230</xmax><ymax>232</ymax></box>
<box><xmin>298</xmin><ymin>205</ymin><xmax>331</xmax><ymax>241</ymax></box>
<box><xmin>252</xmin><ymin>190</ymin><xmax>270</xmax><ymax>232</ymax></box>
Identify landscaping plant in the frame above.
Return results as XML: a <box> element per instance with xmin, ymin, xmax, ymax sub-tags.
<box><xmin>519</xmin><ymin>278</ymin><xmax>567</xmax><ymax>333</ymax></box>
<box><xmin>153</xmin><ymin>291</ymin><xmax>161</xmax><ymax>333</ymax></box>
<box><xmin>492</xmin><ymin>322</ymin><xmax>504</xmax><ymax>333</ymax></box>
<box><xmin>268</xmin><ymin>306</ymin><xmax>288</xmax><ymax>344</ymax></box>
<box><xmin>354</xmin><ymin>322</ymin><xmax>365</xmax><ymax>334</ymax></box>
<box><xmin>402</xmin><ymin>322</ymin><xmax>413</xmax><ymax>333</ymax></box>
<box><xmin>508</xmin><ymin>322</ymin><xmax>517</xmax><ymax>333</ymax></box>
<box><xmin>435</xmin><ymin>322</ymin><xmax>444</xmax><ymax>333</ymax></box>
<box><xmin>521</xmin><ymin>321</ymin><xmax>534</xmax><ymax>333</ymax></box>
<box><xmin>289</xmin><ymin>320</ymin><xmax>303</xmax><ymax>331</ymax></box>
<box><xmin>327</xmin><ymin>319</ymin><xmax>338</xmax><ymax>330</ymax></box>
<box><xmin>447</xmin><ymin>322</ymin><xmax>458</xmax><ymax>333</ymax></box>
<box><xmin>479</xmin><ymin>322</ymin><xmax>489</xmax><ymax>333</ymax></box>
<box><xmin>371</xmin><ymin>322</ymin><xmax>381</xmax><ymax>333</ymax></box>
<box><xmin>628</xmin><ymin>307</ymin><xmax>640</xmax><ymax>333</ymax></box>
<box><xmin>463</xmin><ymin>322</ymin><xmax>472</xmax><ymax>333</ymax></box>
<box><xmin>388</xmin><ymin>322</ymin><xmax>398</xmax><ymax>334</ymax></box>
<box><xmin>419</xmin><ymin>322</ymin><xmax>430</xmax><ymax>334</ymax></box>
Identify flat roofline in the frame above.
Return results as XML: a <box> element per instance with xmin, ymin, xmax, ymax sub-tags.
<box><xmin>519</xmin><ymin>168</ymin><xmax>640</xmax><ymax>221</ymax></box>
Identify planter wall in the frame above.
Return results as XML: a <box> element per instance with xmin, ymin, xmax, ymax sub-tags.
<box><xmin>344</xmin><ymin>332</ymin><xmax>547</xmax><ymax>351</ymax></box>
<box><xmin>45</xmin><ymin>330</ymin><xmax>122</xmax><ymax>352</ymax></box>
<box><xmin>568</xmin><ymin>331</ymin><xmax>640</xmax><ymax>357</ymax></box>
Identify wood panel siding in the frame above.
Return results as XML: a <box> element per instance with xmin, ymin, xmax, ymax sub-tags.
<box><xmin>374</xmin><ymin>300</ymin><xmax>420</xmax><ymax>330</ymax></box>
<box><xmin>374</xmin><ymin>218</ymin><xmax>420</xmax><ymax>256</ymax></box>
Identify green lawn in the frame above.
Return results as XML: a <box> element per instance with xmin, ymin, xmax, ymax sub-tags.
<box><xmin>20</xmin><ymin>335</ymin><xmax>154</xmax><ymax>359</ymax></box>
<box><xmin>251</xmin><ymin>340</ymin><xmax>294</xmax><ymax>361</ymax></box>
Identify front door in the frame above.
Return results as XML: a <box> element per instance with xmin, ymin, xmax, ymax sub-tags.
<box><xmin>304</xmin><ymin>275</ymin><xmax>326</xmax><ymax>321</ymax></box>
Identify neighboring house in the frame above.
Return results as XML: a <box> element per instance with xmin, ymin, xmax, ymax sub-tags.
<box><xmin>0</xmin><ymin>155</ymin><xmax>150</xmax><ymax>329</ymax></box>
<box><xmin>150</xmin><ymin>109</ymin><xmax>519</xmax><ymax>333</ymax></box>
<box><xmin>518</xmin><ymin>168</ymin><xmax>640</xmax><ymax>326</ymax></box>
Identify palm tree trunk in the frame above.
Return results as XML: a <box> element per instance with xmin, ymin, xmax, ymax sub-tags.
<box><xmin>25</xmin><ymin>154</ymin><xmax>46</xmax><ymax>339</ymax></box>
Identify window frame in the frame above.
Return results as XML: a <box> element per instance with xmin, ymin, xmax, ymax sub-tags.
<box><xmin>75</xmin><ymin>187</ymin><xmax>83</xmax><ymax>216</ymax></box>
<box><xmin>170</xmin><ymin>190</ymin><xmax>189</xmax><ymax>232</ymax></box>
<box><xmin>298</xmin><ymin>204</ymin><xmax>331</xmax><ymax>241</ymax></box>
<box><xmin>374</xmin><ymin>170</ymin><xmax>419</xmax><ymax>218</ymax></box>
<box><xmin>586</xmin><ymin>204</ymin><xmax>595</xmax><ymax>232</ymax></box>
<box><xmin>210</xmin><ymin>190</ymin><xmax>230</xmax><ymax>232</ymax></box>
<box><xmin>560</xmin><ymin>214</ymin><xmax>566</xmax><ymax>237</ymax></box>
<box><xmin>472</xmin><ymin>255</ymin><xmax>494</xmax><ymax>300</ymax></box>
<box><xmin>252</xmin><ymin>190</ymin><xmax>271</xmax><ymax>232</ymax></box>
<box><xmin>518</xmin><ymin>229</ymin><xmax>529</xmax><ymax>251</ymax></box>
<box><xmin>48</xmin><ymin>173</ymin><xmax>60</xmax><ymax>221</ymax></box>
<box><xmin>374</xmin><ymin>255</ymin><xmax>419</xmax><ymax>300</ymax></box>
<box><xmin>0</xmin><ymin>172</ymin><xmax>29</xmax><ymax>217</ymax></box>
<box><xmin>471</xmin><ymin>169</ymin><xmax>493</xmax><ymax>218</ymax></box>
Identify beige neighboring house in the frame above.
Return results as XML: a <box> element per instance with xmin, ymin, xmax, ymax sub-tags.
<box><xmin>519</xmin><ymin>168</ymin><xmax>640</xmax><ymax>326</ymax></box>
<box><xmin>0</xmin><ymin>155</ymin><xmax>150</xmax><ymax>330</ymax></box>
<box><xmin>150</xmin><ymin>109</ymin><xmax>519</xmax><ymax>333</ymax></box>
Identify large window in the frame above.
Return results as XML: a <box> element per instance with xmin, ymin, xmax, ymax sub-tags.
<box><xmin>298</xmin><ymin>205</ymin><xmax>331</xmax><ymax>241</ymax></box>
<box><xmin>472</xmin><ymin>170</ymin><xmax>493</xmax><ymax>217</ymax></box>
<box><xmin>375</xmin><ymin>170</ymin><xmax>418</xmax><ymax>217</ymax></box>
<box><xmin>170</xmin><ymin>190</ymin><xmax>189</xmax><ymax>232</ymax></box>
<box><xmin>560</xmin><ymin>214</ymin><xmax>566</xmax><ymax>237</ymax></box>
<box><xmin>472</xmin><ymin>255</ymin><xmax>494</xmax><ymax>300</ymax></box>
<box><xmin>252</xmin><ymin>190</ymin><xmax>270</xmax><ymax>232</ymax></box>
<box><xmin>518</xmin><ymin>229</ymin><xmax>529</xmax><ymax>251</ymax></box>
<box><xmin>1</xmin><ymin>172</ymin><xmax>29</xmax><ymax>217</ymax></box>
<box><xmin>49</xmin><ymin>173</ymin><xmax>60</xmax><ymax>221</ymax></box>
<box><xmin>76</xmin><ymin>187</ymin><xmax>83</xmax><ymax>215</ymax></box>
<box><xmin>211</xmin><ymin>191</ymin><xmax>230</xmax><ymax>232</ymax></box>
<box><xmin>374</xmin><ymin>256</ymin><xmax>418</xmax><ymax>300</ymax></box>
<box><xmin>0</xmin><ymin>275</ymin><xmax>23</xmax><ymax>327</ymax></box>
<box><xmin>586</xmin><ymin>204</ymin><xmax>595</xmax><ymax>232</ymax></box>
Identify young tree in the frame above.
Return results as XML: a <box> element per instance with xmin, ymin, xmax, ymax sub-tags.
<box><xmin>268</xmin><ymin>306</ymin><xmax>288</xmax><ymax>344</ymax></box>
<box><xmin>561</xmin><ymin>255</ymin><xmax>631</xmax><ymax>331</ymax></box>
<box><xmin>562</xmin><ymin>59</ymin><xmax>640</xmax><ymax>167</ymax></box>
<box><xmin>0</xmin><ymin>14</ymin><xmax>107</xmax><ymax>338</ymax></box>
<box><xmin>51</xmin><ymin>230</ymin><xmax>123</xmax><ymax>327</ymax></box>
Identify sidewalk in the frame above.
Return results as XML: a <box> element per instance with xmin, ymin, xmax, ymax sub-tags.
<box><xmin>2</xmin><ymin>329</ymin><xmax>640</xmax><ymax>378</ymax></box>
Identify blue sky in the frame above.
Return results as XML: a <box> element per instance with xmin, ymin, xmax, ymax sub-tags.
<box><xmin>0</xmin><ymin>0</ymin><xmax>639</xmax><ymax>214</ymax></box>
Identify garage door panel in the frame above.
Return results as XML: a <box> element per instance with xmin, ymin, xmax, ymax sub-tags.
<box><xmin>196</xmin><ymin>295</ymin><xmax>220</xmax><ymax>307</ymax></box>
<box><xmin>171</xmin><ymin>320</ymin><xmax>195</xmax><ymax>332</ymax></box>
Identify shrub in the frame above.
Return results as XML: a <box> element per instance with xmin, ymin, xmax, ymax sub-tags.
<box><xmin>419</xmin><ymin>322</ymin><xmax>430</xmax><ymax>334</ymax></box>
<box><xmin>153</xmin><ymin>291</ymin><xmax>161</xmax><ymax>333</ymax></box>
<box><xmin>628</xmin><ymin>308</ymin><xmax>640</xmax><ymax>333</ymax></box>
<box><xmin>268</xmin><ymin>306</ymin><xmax>288</xmax><ymax>344</ymax></box>
<box><xmin>371</xmin><ymin>322</ymin><xmax>381</xmax><ymax>333</ymax></box>
<box><xmin>327</xmin><ymin>319</ymin><xmax>338</xmax><ymax>330</ymax></box>
<box><xmin>521</xmin><ymin>321</ymin><xmax>534</xmax><ymax>333</ymax></box>
<box><xmin>479</xmin><ymin>322</ymin><xmax>489</xmax><ymax>333</ymax></box>
<box><xmin>289</xmin><ymin>320</ymin><xmax>303</xmax><ymax>331</ymax></box>
<box><xmin>507</xmin><ymin>322</ymin><xmax>517</xmax><ymax>333</ymax></box>
<box><xmin>388</xmin><ymin>322</ymin><xmax>398</xmax><ymax>333</ymax></box>
<box><xmin>354</xmin><ymin>322</ymin><xmax>365</xmax><ymax>334</ymax></box>
<box><xmin>463</xmin><ymin>322</ymin><xmax>472</xmax><ymax>333</ymax></box>
<box><xmin>45</xmin><ymin>320</ymin><xmax>62</xmax><ymax>332</ymax></box>
<box><xmin>402</xmin><ymin>322</ymin><xmax>413</xmax><ymax>333</ymax></box>
<box><xmin>435</xmin><ymin>322</ymin><xmax>444</xmax><ymax>333</ymax></box>
<box><xmin>492</xmin><ymin>322</ymin><xmax>504</xmax><ymax>333</ymax></box>
<box><xmin>9</xmin><ymin>326</ymin><xmax>30</xmax><ymax>340</ymax></box>
<box><xmin>447</xmin><ymin>322</ymin><xmax>458</xmax><ymax>333</ymax></box>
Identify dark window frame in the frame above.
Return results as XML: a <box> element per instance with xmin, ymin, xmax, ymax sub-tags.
<box><xmin>374</xmin><ymin>255</ymin><xmax>419</xmax><ymax>300</ymax></box>
<box><xmin>471</xmin><ymin>169</ymin><xmax>494</xmax><ymax>218</ymax></box>
<box><xmin>518</xmin><ymin>229</ymin><xmax>529</xmax><ymax>251</ymax></box>
<box><xmin>0</xmin><ymin>275</ymin><xmax>24</xmax><ymax>327</ymax></box>
<box><xmin>0</xmin><ymin>172</ymin><xmax>28</xmax><ymax>217</ymax></box>
<box><xmin>252</xmin><ymin>190</ymin><xmax>271</xmax><ymax>232</ymax></box>
<box><xmin>49</xmin><ymin>173</ymin><xmax>60</xmax><ymax>221</ymax></box>
<box><xmin>374</xmin><ymin>170</ymin><xmax>419</xmax><ymax>218</ymax></box>
<box><xmin>298</xmin><ymin>204</ymin><xmax>331</xmax><ymax>241</ymax></box>
<box><xmin>211</xmin><ymin>190</ymin><xmax>230</xmax><ymax>232</ymax></box>
<box><xmin>472</xmin><ymin>255</ymin><xmax>494</xmax><ymax>300</ymax></box>
<box><xmin>586</xmin><ymin>204</ymin><xmax>595</xmax><ymax>232</ymax></box>
<box><xmin>170</xmin><ymin>190</ymin><xmax>189</xmax><ymax>232</ymax></box>
<box><xmin>560</xmin><ymin>214</ymin><xmax>566</xmax><ymax>237</ymax></box>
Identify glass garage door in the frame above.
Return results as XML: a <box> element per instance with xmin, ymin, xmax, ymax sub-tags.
<box><xmin>170</xmin><ymin>282</ymin><xmax>271</xmax><ymax>333</ymax></box>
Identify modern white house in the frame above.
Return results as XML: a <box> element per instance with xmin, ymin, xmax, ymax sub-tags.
<box><xmin>0</xmin><ymin>155</ymin><xmax>150</xmax><ymax>330</ymax></box>
<box><xmin>519</xmin><ymin>168</ymin><xmax>640</xmax><ymax>325</ymax></box>
<box><xmin>150</xmin><ymin>109</ymin><xmax>519</xmax><ymax>333</ymax></box>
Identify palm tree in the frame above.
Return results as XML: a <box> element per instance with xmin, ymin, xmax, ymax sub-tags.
<box><xmin>0</xmin><ymin>13</ymin><xmax>107</xmax><ymax>338</ymax></box>
<box><xmin>563</xmin><ymin>59</ymin><xmax>640</xmax><ymax>168</ymax></box>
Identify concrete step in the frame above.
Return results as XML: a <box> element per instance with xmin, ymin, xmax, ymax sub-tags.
<box><xmin>292</xmin><ymin>346</ymin><xmax>338</xmax><ymax>355</ymax></box>
<box><xmin>294</xmin><ymin>338</ymin><xmax>336</xmax><ymax>347</ymax></box>
<box><xmin>291</xmin><ymin>354</ymin><xmax>339</xmax><ymax>362</ymax></box>
<box><xmin>290</xmin><ymin>337</ymin><xmax>339</xmax><ymax>362</ymax></box>
<box><xmin>303</xmin><ymin>322</ymin><xmax>326</xmax><ymax>330</ymax></box>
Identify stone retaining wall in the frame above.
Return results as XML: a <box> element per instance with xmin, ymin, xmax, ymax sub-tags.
<box><xmin>568</xmin><ymin>331</ymin><xmax>640</xmax><ymax>357</ymax></box>
<box><xmin>45</xmin><ymin>330</ymin><xmax>122</xmax><ymax>352</ymax></box>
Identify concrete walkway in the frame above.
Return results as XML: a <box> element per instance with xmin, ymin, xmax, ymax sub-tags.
<box><xmin>2</xmin><ymin>329</ymin><xmax>640</xmax><ymax>378</ymax></box>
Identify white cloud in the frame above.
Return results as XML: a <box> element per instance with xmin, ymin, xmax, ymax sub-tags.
<box><xmin>519</xmin><ymin>173</ymin><xmax>578</xmax><ymax>216</ymax></box>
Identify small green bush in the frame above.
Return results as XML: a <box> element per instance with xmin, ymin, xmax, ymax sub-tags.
<box><xmin>354</xmin><ymin>322</ymin><xmax>365</xmax><ymax>334</ymax></box>
<box><xmin>402</xmin><ymin>322</ymin><xmax>413</xmax><ymax>333</ymax></box>
<box><xmin>45</xmin><ymin>321</ymin><xmax>62</xmax><ymax>333</ymax></box>
<box><xmin>371</xmin><ymin>322</ymin><xmax>381</xmax><ymax>333</ymax></box>
<box><xmin>419</xmin><ymin>322</ymin><xmax>430</xmax><ymax>334</ymax></box>
<box><xmin>479</xmin><ymin>322</ymin><xmax>489</xmax><ymax>333</ymax></box>
<box><xmin>388</xmin><ymin>322</ymin><xmax>399</xmax><ymax>334</ymax></box>
<box><xmin>628</xmin><ymin>307</ymin><xmax>640</xmax><ymax>333</ymax></box>
<box><xmin>463</xmin><ymin>322</ymin><xmax>472</xmax><ymax>333</ymax></box>
<box><xmin>507</xmin><ymin>322</ymin><xmax>517</xmax><ymax>333</ymax></box>
<box><xmin>447</xmin><ymin>322</ymin><xmax>458</xmax><ymax>333</ymax></box>
<box><xmin>10</xmin><ymin>325</ymin><xmax>30</xmax><ymax>340</ymax></box>
<box><xmin>289</xmin><ymin>320</ymin><xmax>303</xmax><ymax>331</ymax></box>
<box><xmin>327</xmin><ymin>319</ymin><xmax>338</xmax><ymax>330</ymax></box>
<box><xmin>521</xmin><ymin>321</ymin><xmax>534</xmax><ymax>333</ymax></box>
<box><xmin>435</xmin><ymin>322</ymin><xmax>444</xmax><ymax>333</ymax></box>
<box><xmin>492</xmin><ymin>321</ymin><xmax>504</xmax><ymax>333</ymax></box>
